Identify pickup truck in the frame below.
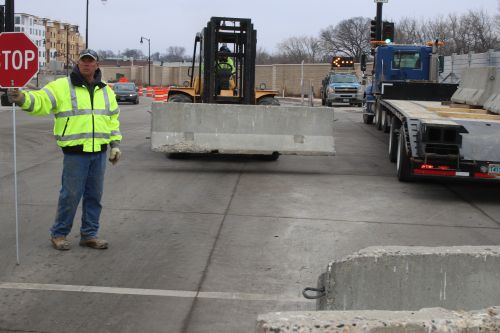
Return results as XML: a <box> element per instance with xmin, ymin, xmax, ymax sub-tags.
<box><xmin>321</xmin><ymin>72</ymin><xmax>363</xmax><ymax>107</ymax></box>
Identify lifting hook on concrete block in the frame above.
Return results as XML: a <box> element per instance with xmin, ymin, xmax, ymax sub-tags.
<box><xmin>302</xmin><ymin>286</ymin><xmax>325</xmax><ymax>299</ymax></box>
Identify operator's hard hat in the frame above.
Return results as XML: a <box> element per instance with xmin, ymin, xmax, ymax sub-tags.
<box><xmin>219</xmin><ymin>45</ymin><xmax>230</xmax><ymax>53</ymax></box>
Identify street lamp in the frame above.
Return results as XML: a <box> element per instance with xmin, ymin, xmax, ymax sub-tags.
<box><xmin>85</xmin><ymin>0</ymin><xmax>107</xmax><ymax>48</ymax></box>
<box><xmin>140</xmin><ymin>36</ymin><xmax>151</xmax><ymax>86</ymax></box>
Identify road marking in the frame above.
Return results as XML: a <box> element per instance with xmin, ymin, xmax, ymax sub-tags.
<box><xmin>0</xmin><ymin>282</ymin><xmax>308</xmax><ymax>303</ymax></box>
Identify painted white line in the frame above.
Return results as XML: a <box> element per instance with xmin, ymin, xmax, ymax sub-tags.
<box><xmin>0</xmin><ymin>282</ymin><xmax>308</xmax><ymax>303</ymax></box>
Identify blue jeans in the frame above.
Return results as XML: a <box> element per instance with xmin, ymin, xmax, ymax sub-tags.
<box><xmin>50</xmin><ymin>152</ymin><xmax>107</xmax><ymax>240</ymax></box>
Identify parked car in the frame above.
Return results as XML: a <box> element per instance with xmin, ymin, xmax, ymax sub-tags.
<box><xmin>112</xmin><ymin>82</ymin><xmax>139</xmax><ymax>104</ymax></box>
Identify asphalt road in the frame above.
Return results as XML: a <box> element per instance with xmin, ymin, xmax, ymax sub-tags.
<box><xmin>0</xmin><ymin>97</ymin><xmax>499</xmax><ymax>333</ymax></box>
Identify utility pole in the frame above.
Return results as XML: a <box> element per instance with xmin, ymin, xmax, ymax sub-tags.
<box><xmin>375</xmin><ymin>1</ymin><xmax>383</xmax><ymax>41</ymax></box>
<box><xmin>66</xmin><ymin>25</ymin><xmax>70</xmax><ymax>76</ymax></box>
<box><xmin>5</xmin><ymin>0</ymin><xmax>14</xmax><ymax>32</ymax></box>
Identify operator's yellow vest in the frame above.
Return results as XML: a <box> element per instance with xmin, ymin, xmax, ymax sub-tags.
<box><xmin>21</xmin><ymin>77</ymin><xmax>121</xmax><ymax>152</ymax></box>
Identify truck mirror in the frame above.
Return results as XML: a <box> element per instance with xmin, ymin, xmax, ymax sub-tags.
<box><xmin>360</xmin><ymin>54</ymin><xmax>367</xmax><ymax>72</ymax></box>
<box><xmin>438</xmin><ymin>55</ymin><xmax>445</xmax><ymax>74</ymax></box>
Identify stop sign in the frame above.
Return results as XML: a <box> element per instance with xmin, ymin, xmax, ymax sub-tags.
<box><xmin>0</xmin><ymin>32</ymin><xmax>39</xmax><ymax>88</ymax></box>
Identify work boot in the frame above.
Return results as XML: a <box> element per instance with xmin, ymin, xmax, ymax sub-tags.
<box><xmin>51</xmin><ymin>236</ymin><xmax>70</xmax><ymax>251</ymax></box>
<box><xmin>79</xmin><ymin>238</ymin><xmax>108</xmax><ymax>249</ymax></box>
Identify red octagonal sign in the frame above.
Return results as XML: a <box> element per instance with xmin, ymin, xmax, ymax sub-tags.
<box><xmin>0</xmin><ymin>32</ymin><xmax>39</xmax><ymax>88</ymax></box>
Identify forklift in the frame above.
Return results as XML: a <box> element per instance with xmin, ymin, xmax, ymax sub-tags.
<box><xmin>167</xmin><ymin>17</ymin><xmax>279</xmax><ymax>105</ymax></box>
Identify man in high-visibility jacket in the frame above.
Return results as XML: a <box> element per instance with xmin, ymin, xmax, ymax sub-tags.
<box><xmin>8</xmin><ymin>48</ymin><xmax>121</xmax><ymax>251</ymax></box>
<box><xmin>216</xmin><ymin>45</ymin><xmax>235</xmax><ymax>94</ymax></box>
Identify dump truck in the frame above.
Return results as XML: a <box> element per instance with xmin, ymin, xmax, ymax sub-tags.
<box><xmin>150</xmin><ymin>17</ymin><xmax>335</xmax><ymax>158</ymax></box>
<box><xmin>367</xmin><ymin>41</ymin><xmax>500</xmax><ymax>181</ymax></box>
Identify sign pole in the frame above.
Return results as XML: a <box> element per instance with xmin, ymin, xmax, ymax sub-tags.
<box><xmin>11</xmin><ymin>81</ymin><xmax>20</xmax><ymax>265</ymax></box>
<box><xmin>0</xmin><ymin>31</ymin><xmax>40</xmax><ymax>264</ymax></box>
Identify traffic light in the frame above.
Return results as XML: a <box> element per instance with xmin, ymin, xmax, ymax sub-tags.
<box><xmin>370</xmin><ymin>18</ymin><xmax>377</xmax><ymax>42</ymax></box>
<box><xmin>382</xmin><ymin>21</ymin><xmax>395</xmax><ymax>43</ymax></box>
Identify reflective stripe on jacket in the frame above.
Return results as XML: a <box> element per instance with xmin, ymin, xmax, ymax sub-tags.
<box><xmin>20</xmin><ymin>77</ymin><xmax>121</xmax><ymax>153</ymax></box>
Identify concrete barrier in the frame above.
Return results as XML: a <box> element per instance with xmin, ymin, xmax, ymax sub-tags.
<box><xmin>317</xmin><ymin>246</ymin><xmax>500</xmax><ymax>311</ymax></box>
<box><xmin>451</xmin><ymin>67</ymin><xmax>496</xmax><ymax>106</ymax></box>
<box><xmin>256</xmin><ymin>307</ymin><xmax>500</xmax><ymax>333</ymax></box>
<box><xmin>150</xmin><ymin>102</ymin><xmax>335</xmax><ymax>155</ymax></box>
<box><xmin>484</xmin><ymin>68</ymin><xmax>500</xmax><ymax>115</ymax></box>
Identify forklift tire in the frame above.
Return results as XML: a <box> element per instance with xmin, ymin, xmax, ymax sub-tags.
<box><xmin>396</xmin><ymin>127</ymin><xmax>412</xmax><ymax>182</ymax></box>
<box><xmin>258</xmin><ymin>97</ymin><xmax>280</xmax><ymax>106</ymax></box>
<box><xmin>261</xmin><ymin>152</ymin><xmax>280</xmax><ymax>161</ymax></box>
<box><xmin>169</xmin><ymin>94</ymin><xmax>192</xmax><ymax>103</ymax></box>
<box><xmin>363</xmin><ymin>113</ymin><xmax>374</xmax><ymax>124</ymax></box>
<box><xmin>388</xmin><ymin>116</ymin><xmax>400</xmax><ymax>163</ymax></box>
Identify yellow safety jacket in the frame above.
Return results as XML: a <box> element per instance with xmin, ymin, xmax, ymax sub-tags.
<box><xmin>20</xmin><ymin>74</ymin><xmax>121</xmax><ymax>153</ymax></box>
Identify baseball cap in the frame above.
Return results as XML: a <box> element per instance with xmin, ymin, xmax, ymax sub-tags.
<box><xmin>79</xmin><ymin>49</ymin><xmax>99</xmax><ymax>61</ymax></box>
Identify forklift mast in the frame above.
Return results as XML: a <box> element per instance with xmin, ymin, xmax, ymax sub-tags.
<box><xmin>201</xmin><ymin>17</ymin><xmax>256</xmax><ymax>104</ymax></box>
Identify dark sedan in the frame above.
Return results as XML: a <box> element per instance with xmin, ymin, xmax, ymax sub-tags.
<box><xmin>112</xmin><ymin>83</ymin><xmax>139</xmax><ymax>104</ymax></box>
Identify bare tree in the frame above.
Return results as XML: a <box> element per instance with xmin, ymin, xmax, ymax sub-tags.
<box><xmin>395</xmin><ymin>17</ymin><xmax>424</xmax><ymax>44</ymax></box>
<box><xmin>466</xmin><ymin>9</ymin><xmax>498</xmax><ymax>52</ymax></box>
<box><xmin>256</xmin><ymin>47</ymin><xmax>273</xmax><ymax>64</ymax></box>
<box><xmin>121</xmin><ymin>49</ymin><xmax>144</xmax><ymax>59</ymax></box>
<box><xmin>319</xmin><ymin>17</ymin><xmax>371</xmax><ymax>60</ymax></box>
<box><xmin>164</xmin><ymin>46</ymin><xmax>187</xmax><ymax>62</ymax></box>
<box><xmin>97</xmin><ymin>50</ymin><xmax>116</xmax><ymax>60</ymax></box>
<box><xmin>276</xmin><ymin>36</ymin><xmax>321</xmax><ymax>63</ymax></box>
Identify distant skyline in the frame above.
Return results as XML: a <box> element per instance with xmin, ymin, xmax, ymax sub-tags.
<box><xmin>13</xmin><ymin>0</ymin><xmax>499</xmax><ymax>54</ymax></box>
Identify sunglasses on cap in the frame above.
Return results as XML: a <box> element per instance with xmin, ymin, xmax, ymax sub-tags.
<box><xmin>79</xmin><ymin>49</ymin><xmax>99</xmax><ymax>61</ymax></box>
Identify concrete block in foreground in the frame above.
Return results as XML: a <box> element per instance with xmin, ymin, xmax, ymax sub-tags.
<box><xmin>150</xmin><ymin>102</ymin><xmax>335</xmax><ymax>155</ymax></box>
<box><xmin>317</xmin><ymin>246</ymin><xmax>500</xmax><ymax>311</ymax></box>
<box><xmin>256</xmin><ymin>307</ymin><xmax>500</xmax><ymax>333</ymax></box>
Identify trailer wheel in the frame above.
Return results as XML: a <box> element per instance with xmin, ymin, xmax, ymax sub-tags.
<box><xmin>388</xmin><ymin>116</ymin><xmax>401</xmax><ymax>162</ymax></box>
<box><xmin>363</xmin><ymin>113</ymin><xmax>374</xmax><ymax>124</ymax></box>
<box><xmin>169</xmin><ymin>94</ymin><xmax>192</xmax><ymax>103</ymax></box>
<box><xmin>382</xmin><ymin>111</ymin><xmax>390</xmax><ymax>133</ymax></box>
<box><xmin>258</xmin><ymin>97</ymin><xmax>280</xmax><ymax>106</ymax></box>
<box><xmin>396</xmin><ymin>128</ymin><xmax>412</xmax><ymax>182</ymax></box>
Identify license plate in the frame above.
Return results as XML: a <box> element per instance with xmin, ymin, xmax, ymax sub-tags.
<box><xmin>488</xmin><ymin>164</ymin><xmax>500</xmax><ymax>177</ymax></box>
<box><xmin>342</xmin><ymin>99</ymin><xmax>349</xmax><ymax>102</ymax></box>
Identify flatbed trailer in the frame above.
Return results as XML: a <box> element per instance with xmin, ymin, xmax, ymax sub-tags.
<box><xmin>378</xmin><ymin>98</ymin><xmax>500</xmax><ymax>181</ymax></box>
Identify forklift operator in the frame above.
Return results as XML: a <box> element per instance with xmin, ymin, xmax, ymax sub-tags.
<box><xmin>216</xmin><ymin>45</ymin><xmax>235</xmax><ymax>93</ymax></box>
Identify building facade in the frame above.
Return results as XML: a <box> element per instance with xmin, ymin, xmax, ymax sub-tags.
<box><xmin>14</xmin><ymin>13</ymin><xmax>85</xmax><ymax>71</ymax></box>
<box><xmin>14</xmin><ymin>13</ymin><xmax>46</xmax><ymax>69</ymax></box>
<box><xmin>42</xmin><ymin>19</ymin><xmax>85</xmax><ymax>71</ymax></box>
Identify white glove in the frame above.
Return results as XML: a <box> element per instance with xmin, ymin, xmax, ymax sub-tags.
<box><xmin>7</xmin><ymin>89</ymin><xmax>25</xmax><ymax>105</ymax></box>
<box><xmin>109</xmin><ymin>147</ymin><xmax>121</xmax><ymax>165</ymax></box>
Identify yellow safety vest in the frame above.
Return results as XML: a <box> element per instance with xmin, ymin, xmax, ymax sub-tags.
<box><xmin>20</xmin><ymin>77</ymin><xmax>121</xmax><ymax>153</ymax></box>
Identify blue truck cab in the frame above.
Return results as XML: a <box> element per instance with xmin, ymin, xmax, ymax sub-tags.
<box><xmin>373</xmin><ymin>44</ymin><xmax>432</xmax><ymax>94</ymax></box>
<box><xmin>363</xmin><ymin>44</ymin><xmax>434</xmax><ymax>123</ymax></box>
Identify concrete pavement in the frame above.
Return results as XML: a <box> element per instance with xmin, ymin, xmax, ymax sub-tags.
<box><xmin>0</xmin><ymin>98</ymin><xmax>499</xmax><ymax>332</ymax></box>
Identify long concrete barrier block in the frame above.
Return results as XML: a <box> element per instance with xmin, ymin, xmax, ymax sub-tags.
<box><xmin>256</xmin><ymin>307</ymin><xmax>500</xmax><ymax>333</ymax></box>
<box><xmin>318</xmin><ymin>246</ymin><xmax>500</xmax><ymax>311</ymax></box>
<box><xmin>150</xmin><ymin>102</ymin><xmax>335</xmax><ymax>155</ymax></box>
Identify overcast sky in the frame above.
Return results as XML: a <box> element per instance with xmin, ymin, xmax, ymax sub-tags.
<box><xmin>14</xmin><ymin>0</ymin><xmax>498</xmax><ymax>55</ymax></box>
